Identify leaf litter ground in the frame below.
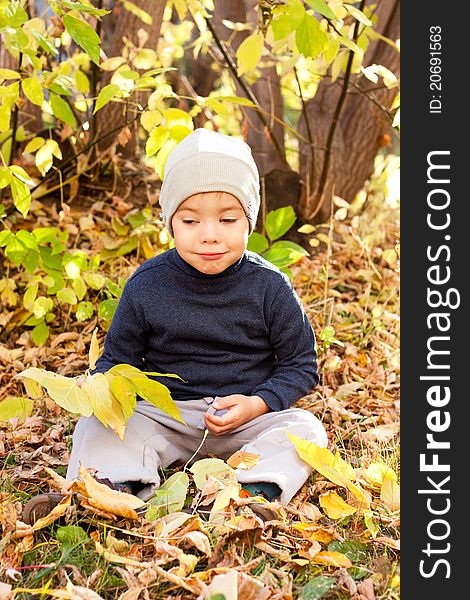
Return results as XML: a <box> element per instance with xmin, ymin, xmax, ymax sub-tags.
<box><xmin>0</xmin><ymin>165</ymin><xmax>399</xmax><ymax>599</ymax></box>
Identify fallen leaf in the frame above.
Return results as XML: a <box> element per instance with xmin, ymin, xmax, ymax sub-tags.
<box><xmin>0</xmin><ymin>582</ymin><xmax>12</xmax><ymax>600</ymax></box>
<box><xmin>359</xmin><ymin>462</ymin><xmax>398</xmax><ymax>489</ymax></box>
<box><xmin>118</xmin><ymin>588</ymin><xmax>142</xmax><ymax>600</ymax></box>
<box><xmin>370</xmin><ymin>536</ymin><xmax>400</xmax><ymax>550</ymax></box>
<box><xmin>313</xmin><ymin>551</ymin><xmax>352</xmax><ymax>568</ymax></box>
<box><xmin>320</xmin><ymin>490</ymin><xmax>357</xmax><ymax>520</ymax></box>
<box><xmin>204</xmin><ymin>569</ymin><xmax>237</xmax><ymax>600</ymax></box>
<box><xmin>189</xmin><ymin>458</ymin><xmax>236</xmax><ymax>490</ymax></box>
<box><xmin>298</xmin><ymin>540</ymin><xmax>322</xmax><ymax>560</ymax></box>
<box><xmin>180</xmin><ymin>531</ymin><xmax>212</xmax><ymax>557</ymax></box>
<box><xmin>364</xmin><ymin>510</ymin><xmax>379</xmax><ymax>538</ymax></box>
<box><xmin>360</xmin><ymin>423</ymin><xmax>399</xmax><ymax>444</ymax></box>
<box><xmin>32</xmin><ymin>495</ymin><xmax>71</xmax><ymax>530</ymax></box>
<box><xmin>226</xmin><ymin>450</ymin><xmax>260</xmax><ymax>470</ymax></box>
<box><xmin>380</xmin><ymin>475</ymin><xmax>400</xmax><ymax>511</ymax></box>
<box><xmin>73</xmin><ymin>465</ymin><xmax>144</xmax><ymax>520</ymax></box>
<box><xmin>88</xmin><ymin>328</ymin><xmax>100</xmax><ymax>371</ymax></box>
<box><xmin>287</xmin><ymin>433</ymin><xmax>370</xmax><ymax>508</ymax></box>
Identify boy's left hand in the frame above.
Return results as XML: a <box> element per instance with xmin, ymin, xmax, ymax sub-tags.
<box><xmin>204</xmin><ymin>395</ymin><xmax>270</xmax><ymax>435</ymax></box>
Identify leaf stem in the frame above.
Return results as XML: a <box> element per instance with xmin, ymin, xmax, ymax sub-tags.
<box><xmin>183</xmin><ymin>429</ymin><xmax>209</xmax><ymax>472</ymax></box>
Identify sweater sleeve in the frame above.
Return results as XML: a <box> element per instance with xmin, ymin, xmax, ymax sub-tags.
<box><xmin>251</xmin><ymin>275</ymin><xmax>319</xmax><ymax>411</ymax></box>
<box><xmin>93</xmin><ymin>280</ymin><xmax>147</xmax><ymax>374</ymax></box>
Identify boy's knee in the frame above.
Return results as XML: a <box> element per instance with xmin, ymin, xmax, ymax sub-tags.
<box><xmin>284</xmin><ymin>408</ymin><xmax>328</xmax><ymax>447</ymax></box>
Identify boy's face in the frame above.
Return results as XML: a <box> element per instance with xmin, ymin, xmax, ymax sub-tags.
<box><xmin>171</xmin><ymin>191</ymin><xmax>250</xmax><ymax>275</ymax></box>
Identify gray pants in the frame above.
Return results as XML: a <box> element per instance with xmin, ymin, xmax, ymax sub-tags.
<box><xmin>66</xmin><ymin>397</ymin><xmax>327</xmax><ymax>504</ymax></box>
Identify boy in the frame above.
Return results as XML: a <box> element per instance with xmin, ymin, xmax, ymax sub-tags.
<box><xmin>23</xmin><ymin>129</ymin><xmax>327</xmax><ymax>523</ymax></box>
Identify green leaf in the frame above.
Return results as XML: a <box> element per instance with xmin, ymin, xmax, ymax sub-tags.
<box><xmin>271</xmin><ymin>1</ymin><xmax>305</xmax><ymax>40</ymax></box>
<box><xmin>0</xmin><ymin>105</ymin><xmax>10</xmax><ymax>132</ymax></box>
<box><xmin>50</xmin><ymin>94</ymin><xmax>76</xmax><ymax>127</ymax></box>
<box><xmin>31</xmin><ymin>322</ymin><xmax>50</xmax><ymax>346</ymax></box>
<box><xmin>72</xmin><ymin>277</ymin><xmax>87</xmax><ymax>301</ymax></box>
<box><xmin>23</xmin><ymin>284</ymin><xmax>39</xmax><ymax>311</ymax></box>
<box><xmin>76</xmin><ymin>301</ymin><xmax>94</xmax><ymax>321</ymax></box>
<box><xmin>262</xmin><ymin>246</ymin><xmax>302</xmax><ymax>269</ymax></box>
<box><xmin>300</xmin><ymin>576</ymin><xmax>335</xmax><ymax>600</ymax></box>
<box><xmin>265</xmin><ymin>205</ymin><xmax>296</xmax><ymax>241</ymax></box>
<box><xmin>5</xmin><ymin>237</ymin><xmax>27</xmax><ymax>265</ymax></box>
<box><xmin>62</xmin><ymin>1</ymin><xmax>110</xmax><ymax>17</ymax></box>
<box><xmin>0</xmin><ymin>69</ymin><xmax>21</xmax><ymax>82</ymax></box>
<box><xmin>83</xmin><ymin>273</ymin><xmax>106</xmax><ymax>290</ymax></box>
<box><xmin>296</xmin><ymin>13</ymin><xmax>328</xmax><ymax>58</ymax></box>
<box><xmin>328</xmin><ymin>540</ymin><xmax>369</xmax><ymax>563</ymax></box>
<box><xmin>145</xmin><ymin>125</ymin><xmax>168</xmax><ymax>158</ymax></box>
<box><xmin>98</xmin><ymin>298</ymin><xmax>119</xmax><ymax>320</ymax></box>
<box><xmin>24</xmin><ymin>249</ymin><xmax>40</xmax><ymax>274</ymax></box>
<box><xmin>63</xmin><ymin>14</ymin><xmax>101</xmax><ymax>66</ymax></box>
<box><xmin>189</xmin><ymin>458</ymin><xmax>235</xmax><ymax>490</ymax></box>
<box><xmin>0</xmin><ymin>396</ymin><xmax>34</xmax><ymax>423</ymax></box>
<box><xmin>0</xmin><ymin>230</ymin><xmax>13</xmax><ymax>246</ymax></box>
<box><xmin>33</xmin><ymin>297</ymin><xmax>54</xmax><ymax>319</ymax></box>
<box><xmin>129</xmin><ymin>377</ymin><xmax>183</xmax><ymax>424</ymax></box>
<box><xmin>56</xmin><ymin>525</ymin><xmax>88</xmax><ymax>549</ymax></box>
<box><xmin>0</xmin><ymin>166</ymin><xmax>11</xmax><ymax>189</ymax></box>
<box><xmin>31</xmin><ymin>30</ymin><xmax>57</xmax><ymax>55</ymax></box>
<box><xmin>146</xmin><ymin>471</ymin><xmax>189</xmax><ymax>520</ymax></box>
<box><xmin>236</xmin><ymin>31</ymin><xmax>264</xmax><ymax>76</ymax></box>
<box><xmin>10</xmin><ymin>176</ymin><xmax>31</xmax><ymax>216</ymax></box>
<box><xmin>21</xmin><ymin>78</ymin><xmax>44</xmax><ymax>106</ymax></box>
<box><xmin>345</xmin><ymin>4</ymin><xmax>372</xmax><ymax>26</ymax></box>
<box><xmin>5</xmin><ymin>0</ymin><xmax>28</xmax><ymax>27</ymax></box>
<box><xmin>305</xmin><ymin>0</ymin><xmax>337</xmax><ymax>21</ymax></box>
<box><xmin>247</xmin><ymin>232</ymin><xmax>269</xmax><ymax>254</ymax></box>
<box><xmin>93</xmin><ymin>84</ymin><xmax>119</xmax><ymax>113</ymax></box>
<box><xmin>57</xmin><ymin>288</ymin><xmax>78</xmax><ymax>305</ymax></box>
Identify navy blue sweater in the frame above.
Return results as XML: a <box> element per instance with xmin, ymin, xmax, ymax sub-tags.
<box><xmin>94</xmin><ymin>248</ymin><xmax>319</xmax><ymax>411</ymax></box>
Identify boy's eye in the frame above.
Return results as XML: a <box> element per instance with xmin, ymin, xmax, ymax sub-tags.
<box><xmin>182</xmin><ymin>219</ymin><xmax>197</xmax><ymax>224</ymax></box>
<box><xmin>221</xmin><ymin>218</ymin><xmax>238</xmax><ymax>223</ymax></box>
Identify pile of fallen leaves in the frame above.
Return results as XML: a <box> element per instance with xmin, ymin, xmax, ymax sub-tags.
<box><xmin>0</xmin><ymin>164</ymin><xmax>399</xmax><ymax>599</ymax></box>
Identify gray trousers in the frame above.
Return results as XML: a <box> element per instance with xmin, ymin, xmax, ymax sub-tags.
<box><xmin>66</xmin><ymin>397</ymin><xmax>327</xmax><ymax>504</ymax></box>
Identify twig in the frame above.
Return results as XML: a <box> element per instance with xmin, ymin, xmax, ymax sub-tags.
<box><xmin>316</xmin><ymin>0</ymin><xmax>366</xmax><ymax>200</ymax></box>
<box><xmin>205</xmin><ymin>16</ymin><xmax>289</xmax><ymax>169</ymax></box>
<box><xmin>294</xmin><ymin>66</ymin><xmax>315</xmax><ymax>197</ymax></box>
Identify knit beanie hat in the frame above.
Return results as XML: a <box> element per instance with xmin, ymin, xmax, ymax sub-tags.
<box><xmin>159</xmin><ymin>128</ymin><xmax>260</xmax><ymax>236</ymax></box>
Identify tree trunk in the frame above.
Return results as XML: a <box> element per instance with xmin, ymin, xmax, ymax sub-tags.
<box><xmin>298</xmin><ymin>0</ymin><xmax>400</xmax><ymax>223</ymax></box>
<box><xmin>97</xmin><ymin>0</ymin><xmax>167</xmax><ymax>156</ymax></box>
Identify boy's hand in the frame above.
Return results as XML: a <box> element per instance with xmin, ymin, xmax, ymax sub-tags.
<box><xmin>204</xmin><ymin>395</ymin><xmax>270</xmax><ymax>435</ymax></box>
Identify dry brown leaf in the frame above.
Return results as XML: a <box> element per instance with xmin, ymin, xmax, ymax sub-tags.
<box><xmin>226</xmin><ymin>450</ymin><xmax>260</xmax><ymax>470</ymax></box>
<box><xmin>118</xmin><ymin>588</ymin><xmax>142</xmax><ymax>600</ymax></box>
<box><xmin>370</xmin><ymin>536</ymin><xmax>400</xmax><ymax>550</ymax></box>
<box><xmin>74</xmin><ymin>465</ymin><xmax>144</xmax><ymax>520</ymax></box>
<box><xmin>298</xmin><ymin>540</ymin><xmax>322</xmax><ymax>560</ymax></box>
<box><xmin>0</xmin><ymin>582</ymin><xmax>12</xmax><ymax>600</ymax></box>
<box><xmin>360</xmin><ymin>423</ymin><xmax>399</xmax><ymax>444</ymax></box>
<box><xmin>254</xmin><ymin>541</ymin><xmax>291</xmax><ymax>562</ymax></box>
<box><xmin>353</xmin><ymin>578</ymin><xmax>376</xmax><ymax>600</ymax></box>
<box><xmin>32</xmin><ymin>495</ymin><xmax>71</xmax><ymax>531</ymax></box>
<box><xmin>42</xmin><ymin>465</ymin><xmax>69</xmax><ymax>491</ymax></box>
<box><xmin>180</xmin><ymin>531</ymin><xmax>212</xmax><ymax>557</ymax></box>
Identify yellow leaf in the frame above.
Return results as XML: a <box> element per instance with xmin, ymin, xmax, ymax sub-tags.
<box><xmin>236</xmin><ymin>31</ymin><xmax>264</xmax><ymax>76</ymax></box>
<box><xmin>209</xmin><ymin>484</ymin><xmax>241</xmax><ymax>523</ymax></box>
<box><xmin>364</xmin><ymin>509</ymin><xmax>379</xmax><ymax>538</ymax></box>
<box><xmin>380</xmin><ymin>475</ymin><xmax>400</xmax><ymax>511</ymax></box>
<box><xmin>100</xmin><ymin>56</ymin><xmax>127</xmax><ymax>71</ymax></box>
<box><xmin>23</xmin><ymin>136</ymin><xmax>45</xmax><ymax>154</ymax></box>
<box><xmin>88</xmin><ymin>327</ymin><xmax>100</xmax><ymax>370</ymax></box>
<box><xmin>226</xmin><ymin>451</ymin><xmax>260</xmax><ymax>470</ymax></box>
<box><xmin>107</xmin><ymin>374</ymin><xmax>136</xmax><ymax>421</ymax></box>
<box><xmin>361</xmin><ymin>462</ymin><xmax>397</xmax><ymax>488</ymax></box>
<box><xmin>83</xmin><ymin>373</ymin><xmax>126</xmax><ymax>439</ymax></box>
<box><xmin>133</xmin><ymin>48</ymin><xmax>157</xmax><ymax>70</ymax></box>
<box><xmin>319</xmin><ymin>490</ymin><xmax>357</xmax><ymax>520</ymax></box>
<box><xmin>76</xmin><ymin>464</ymin><xmax>144</xmax><ymax>520</ymax></box>
<box><xmin>22</xmin><ymin>378</ymin><xmax>43</xmax><ymax>399</ymax></box>
<box><xmin>35</xmin><ymin>142</ymin><xmax>53</xmax><ymax>176</ymax></box>
<box><xmin>287</xmin><ymin>432</ymin><xmax>370</xmax><ymax>508</ymax></box>
<box><xmin>190</xmin><ymin>458</ymin><xmax>237</xmax><ymax>490</ymax></box>
<box><xmin>16</xmin><ymin>367</ymin><xmax>93</xmax><ymax>416</ymax></box>
<box><xmin>287</xmin><ymin>433</ymin><xmax>355</xmax><ymax>485</ymax></box>
<box><xmin>313</xmin><ymin>551</ymin><xmax>352</xmax><ymax>568</ymax></box>
<box><xmin>32</xmin><ymin>495</ymin><xmax>71</xmax><ymax>530</ymax></box>
<box><xmin>0</xmin><ymin>396</ymin><xmax>34</xmax><ymax>422</ymax></box>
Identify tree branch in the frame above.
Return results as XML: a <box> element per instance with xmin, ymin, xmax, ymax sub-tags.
<box><xmin>316</xmin><ymin>0</ymin><xmax>366</xmax><ymax>200</ymax></box>
<box><xmin>205</xmin><ymin>16</ymin><xmax>289</xmax><ymax>169</ymax></box>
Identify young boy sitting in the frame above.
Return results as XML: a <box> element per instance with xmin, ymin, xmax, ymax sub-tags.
<box><xmin>23</xmin><ymin>128</ymin><xmax>327</xmax><ymax>523</ymax></box>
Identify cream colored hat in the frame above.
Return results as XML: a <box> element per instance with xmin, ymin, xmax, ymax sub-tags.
<box><xmin>159</xmin><ymin>128</ymin><xmax>260</xmax><ymax>236</ymax></box>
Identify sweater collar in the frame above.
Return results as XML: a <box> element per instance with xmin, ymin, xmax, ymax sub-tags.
<box><xmin>171</xmin><ymin>248</ymin><xmax>246</xmax><ymax>279</ymax></box>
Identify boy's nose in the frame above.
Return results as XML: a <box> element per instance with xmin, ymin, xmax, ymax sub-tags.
<box><xmin>200</xmin><ymin>222</ymin><xmax>221</xmax><ymax>243</ymax></box>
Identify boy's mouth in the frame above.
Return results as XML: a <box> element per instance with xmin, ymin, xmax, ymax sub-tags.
<box><xmin>197</xmin><ymin>252</ymin><xmax>226</xmax><ymax>260</ymax></box>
